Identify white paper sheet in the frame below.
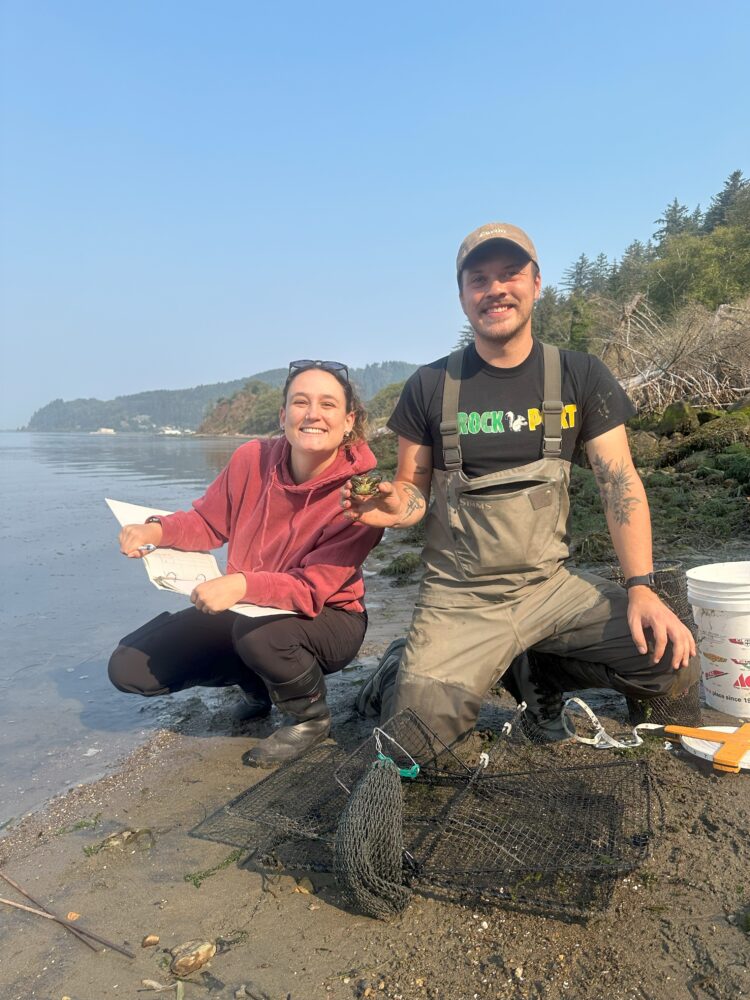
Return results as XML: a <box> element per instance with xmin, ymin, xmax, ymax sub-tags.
<box><xmin>106</xmin><ymin>498</ymin><xmax>295</xmax><ymax>619</ymax></box>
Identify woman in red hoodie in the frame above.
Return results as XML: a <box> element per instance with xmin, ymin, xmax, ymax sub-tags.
<box><xmin>108</xmin><ymin>360</ymin><xmax>382</xmax><ymax>767</ymax></box>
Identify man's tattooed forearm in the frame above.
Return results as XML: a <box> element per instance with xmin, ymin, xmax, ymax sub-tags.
<box><xmin>591</xmin><ymin>456</ymin><xmax>641</xmax><ymax>525</ymax></box>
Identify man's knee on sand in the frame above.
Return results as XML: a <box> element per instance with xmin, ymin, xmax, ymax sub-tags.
<box><xmin>528</xmin><ymin>642</ymin><xmax>699</xmax><ymax>701</ymax></box>
<box><xmin>598</xmin><ymin>638</ymin><xmax>700</xmax><ymax>701</ymax></box>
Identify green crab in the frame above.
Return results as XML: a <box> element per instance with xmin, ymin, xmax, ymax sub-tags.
<box><xmin>349</xmin><ymin>470</ymin><xmax>383</xmax><ymax>499</ymax></box>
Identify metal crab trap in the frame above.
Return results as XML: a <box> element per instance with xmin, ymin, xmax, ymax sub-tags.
<box><xmin>191</xmin><ymin>707</ymin><xmax>656</xmax><ymax>921</ymax></box>
<box><xmin>332</xmin><ymin>708</ymin><xmax>656</xmax><ymax>920</ymax></box>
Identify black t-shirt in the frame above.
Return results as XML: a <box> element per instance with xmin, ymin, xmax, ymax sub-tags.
<box><xmin>387</xmin><ymin>340</ymin><xmax>636</xmax><ymax>476</ymax></box>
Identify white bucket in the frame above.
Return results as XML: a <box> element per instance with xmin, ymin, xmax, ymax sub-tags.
<box><xmin>687</xmin><ymin>561</ymin><xmax>750</xmax><ymax>720</ymax></box>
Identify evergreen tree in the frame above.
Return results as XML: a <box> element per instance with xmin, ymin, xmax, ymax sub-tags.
<box><xmin>610</xmin><ymin>240</ymin><xmax>654</xmax><ymax>302</ymax></box>
<box><xmin>703</xmin><ymin>170</ymin><xmax>749</xmax><ymax>232</ymax></box>
<box><xmin>589</xmin><ymin>253</ymin><xmax>613</xmax><ymax>295</ymax></box>
<box><xmin>653</xmin><ymin>198</ymin><xmax>702</xmax><ymax>246</ymax></box>
<box><xmin>533</xmin><ymin>286</ymin><xmax>571</xmax><ymax>346</ymax></box>
<box><xmin>568</xmin><ymin>293</ymin><xmax>593</xmax><ymax>352</ymax></box>
<box><xmin>561</xmin><ymin>253</ymin><xmax>593</xmax><ymax>293</ymax></box>
<box><xmin>726</xmin><ymin>184</ymin><xmax>750</xmax><ymax>228</ymax></box>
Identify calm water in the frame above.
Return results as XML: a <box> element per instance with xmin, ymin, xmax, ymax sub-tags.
<box><xmin>0</xmin><ymin>432</ymin><xmax>243</xmax><ymax>826</ymax></box>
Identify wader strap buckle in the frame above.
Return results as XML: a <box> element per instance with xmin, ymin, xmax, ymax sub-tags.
<box><xmin>440</xmin><ymin>349</ymin><xmax>465</xmax><ymax>472</ymax></box>
<box><xmin>541</xmin><ymin>343</ymin><xmax>563</xmax><ymax>459</ymax></box>
<box><xmin>439</xmin><ymin>419</ymin><xmax>462</xmax><ymax>471</ymax></box>
<box><xmin>542</xmin><ymin>399</ymin><xmax>563</xmax><ymax>457</ymax></box>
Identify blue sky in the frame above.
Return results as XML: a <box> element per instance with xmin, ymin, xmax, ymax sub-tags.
<box><xmin>1</xmin><ymin>0</ymin><xmax>748</xmax><ymax>428</ymax></box>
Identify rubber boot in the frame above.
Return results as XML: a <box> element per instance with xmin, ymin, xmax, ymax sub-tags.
<box><xmin>243</xmin><ymin>662</ymin><xmax>331</xmax><ymax>768</ymax></box>
<box><xmin>503</xmin><ymin>652</ymin><xmax>570</xmax><ymax>743</ymax></box>
<box><xmin>355</xmin><ymin>637</ymin><xmax>406</xmax><ymax>719</ymax></box>
<box><xmin>232</xmin><ymin>672</ymin><xmax>273</xmax><ymax>722</ymax></box>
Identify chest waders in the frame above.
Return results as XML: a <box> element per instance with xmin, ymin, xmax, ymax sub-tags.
<box><xmin>390</xmin><ymin>344</ymin><xmax>579</xmax><ymax>743</ymax></box>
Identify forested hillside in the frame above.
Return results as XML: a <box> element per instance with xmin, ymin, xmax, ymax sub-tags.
<box><xmin>528</xmin><ymin>169</ymin><xmax>750</xmax><ymax>412</ymax></box>
<box><xmin>26</xmin><ymin>377</ymin><xmax>255</xmax><ymax>432</ymax></box>
<box><xmin>26</xmin><ymin>362</ymin><xmax>418</xmax><ymax>433</ymax></box>
<box><xmin>197</xmin><ymin>362</ymin><xmax>419</xmax><ymax>435</ymax></box>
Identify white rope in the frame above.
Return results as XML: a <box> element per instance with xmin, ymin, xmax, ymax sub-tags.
<box><xmin>561</xmin><ymin>697</ymin><xmax>666</xmax><ymax>750</ymax></box>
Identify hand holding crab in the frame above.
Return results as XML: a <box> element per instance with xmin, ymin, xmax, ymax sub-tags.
<box><xmin>341</xmin><ymin>471</ymin><xmax>418</xmax><ymax>528</ymax></box>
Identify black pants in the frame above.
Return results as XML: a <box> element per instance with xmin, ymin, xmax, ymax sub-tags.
<box><xmin>108</xmin><ymin>606</ymin><xmax>368</xmax><ymax>698</ymax></box>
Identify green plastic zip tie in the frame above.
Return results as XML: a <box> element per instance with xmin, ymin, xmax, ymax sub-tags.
<box><xmin>377</xmin><ymin>752</ymin><xmax>420</xmax><ymax>780</ymax></box>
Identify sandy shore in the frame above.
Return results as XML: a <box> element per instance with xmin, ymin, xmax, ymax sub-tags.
<box><xmin>2</xmin><ymin>539</ymin><xmax>749</xmax><ymax>1000</ymax></box>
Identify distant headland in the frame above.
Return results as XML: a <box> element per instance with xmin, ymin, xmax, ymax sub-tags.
<box><xmin>24</xmin><ymin>362</ymin><xmax>420</xmax><ymax>434</ymax></box>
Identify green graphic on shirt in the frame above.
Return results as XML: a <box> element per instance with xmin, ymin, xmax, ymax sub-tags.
<box><xmin>457</xmin><ymin>405</ymin><xmax>577</xmax><ymax>435</ymax></box>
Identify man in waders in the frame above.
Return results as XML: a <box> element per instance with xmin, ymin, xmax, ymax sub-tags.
<box><xmin>343</xmin><ymin>222</ymin><xmax>699</xmax><ymax>748</ymax></box>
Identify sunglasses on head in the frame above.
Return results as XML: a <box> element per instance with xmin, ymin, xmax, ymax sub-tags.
<box><xmin>288</xmin><ymin>359</ymin><xmax>349</xmax><ymax>382</ymax></box>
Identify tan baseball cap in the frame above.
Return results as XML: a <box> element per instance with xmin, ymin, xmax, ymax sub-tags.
<box><xmin>456</xmin><ymin>222</ymin><xmax>539</xmax><ymax>278</ymax></box>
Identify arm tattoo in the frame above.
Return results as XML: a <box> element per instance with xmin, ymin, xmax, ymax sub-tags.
<box><xmin>398</xmin><ymin>483</ymin><xmax>426</xmax><ymax>522</ymax></box>
<box><xmin>591</xmin><ymin>456</ymin><xmax>641</xmax><ymax>526</ymax></box>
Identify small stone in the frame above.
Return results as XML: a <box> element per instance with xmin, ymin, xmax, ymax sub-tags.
<box><xmin>142</xmin><ymin>934</ymin><xmax>160</xmax><ymax>947</ymax></box>
<box><xmin>514</xmin><ymin>966</ymin><xmax>524</xmax><ymax>980</ymax></box>
<box><xmin>480</xmin><ymin>921</ymin><xmax>488</xmax><ymax>929</ymax></box>
<box><xmin>295</xmin><ymin>876</ymin><xmax>315</xmax><ymax>894</ymax></box>
<box><xmin>66</xmin><ymin>912</ymin><xmax>80</xmax><ymax>922</ymax></box>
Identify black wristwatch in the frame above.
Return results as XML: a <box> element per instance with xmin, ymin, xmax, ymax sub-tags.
<box><xmin>625</xmin><ymin>572</ymin><xmax>656</xmax><ymax>590</ymax></box>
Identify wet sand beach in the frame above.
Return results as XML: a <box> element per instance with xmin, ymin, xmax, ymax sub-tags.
<box><xmin>2</xmin><ymin>543</ymin><xmax>749</xmax><ymax>1000</ymax></box>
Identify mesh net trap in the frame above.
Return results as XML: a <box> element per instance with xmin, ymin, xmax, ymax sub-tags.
<box><xmin>192</xmin><ymin>707</ymin><xmax>656</xmax><ymax>921</ymax></box>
